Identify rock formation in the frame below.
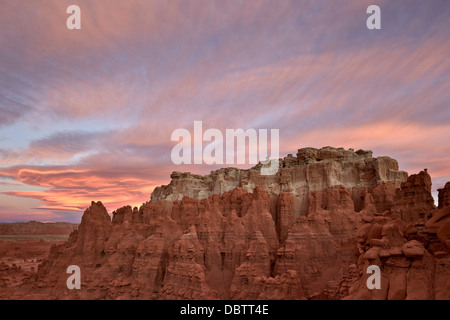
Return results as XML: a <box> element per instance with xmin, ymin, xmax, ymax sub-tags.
<box><xmin>2</xmin><ymin>146</ymin><xmax>449</xmax><ymax>300</ymax></box>
<box><xmin>343</xmin><ymin>171</ymin><xmax>449</xmax><ymax>300</ymax></box>
<box><xmin>438</xmin><ymin>182</ymin><xmax>450</xmax><ymax>210</ymax></box>
<box><xmin>390</xmin><ymin>170</ymin><xmax>436</xmax><ymax>224</ymax></box>
<box><xmin>151</xmin><ymin>147</ymin><xmax>408</xmax><ymax>217</ymax></box>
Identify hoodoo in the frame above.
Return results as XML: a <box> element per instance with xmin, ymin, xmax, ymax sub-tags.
<box><xmin>2</xmin><ymin>147</ymin><xmax>449</xmax><ymax>300</ymax></box>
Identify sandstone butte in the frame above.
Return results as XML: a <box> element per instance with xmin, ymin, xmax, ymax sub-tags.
<box><xmin>2</xmin><ymin>146</ymin><xmax>449</xmax><ymax>300</ymax></box>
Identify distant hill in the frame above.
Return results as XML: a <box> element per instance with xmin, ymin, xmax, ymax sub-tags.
<box><xmin>0</xmin><ymin>221</ymin><xmax>78</xmax><ymax>241</ymax></box>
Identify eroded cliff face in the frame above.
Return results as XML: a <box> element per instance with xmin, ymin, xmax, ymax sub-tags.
<box><xmin>390</xmin><ymin>170</ymin><xmax>436</xmax><ymax>224</ymax></box>
<box><xmin>13</xmin><ymin>147</ymin><xmax>449</xmax><ymax>300</ymax></box>
<box><xmin>343</xmin><ymin>172</ymin><xmax>450</xmax><ymax>300</ymax></box>
<box><xmin>438</xmin><ymin>182</ymin><xmax>450</xmax><ymax>210</ymax></box>
<box><xmin>35</xmin><ymin>188</ymin><xmax>299</xmax><ymax>299</ymax></box>
<box><xmin>151</xmin><ymin>147</ymin><xmax>408</xmax><ymax>217</ymax></box>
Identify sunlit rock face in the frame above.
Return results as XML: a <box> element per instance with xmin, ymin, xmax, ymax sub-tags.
<box><xmin>7</xmin><ymin>147</ymin><xmax>448</xmax><ymax>300</ymax></box>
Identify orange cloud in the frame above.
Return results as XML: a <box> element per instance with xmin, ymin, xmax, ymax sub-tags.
<box><xmin>2</xmin><ymin>171</ymin><xmax>163</xmax><ymax>217</ymax></box>
<box><xmin>1</xmin><ymin>0</ymin><xmax>449</xmax><ymax>222</ymax></box>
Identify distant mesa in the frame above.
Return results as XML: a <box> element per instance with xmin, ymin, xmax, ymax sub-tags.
<box><xmin>152</xmin><ymin>146</ymin><xmax>408</xmax><ymax>217</ymax></box>
<box><xmin>0</xmin><ymin>221</ymin><xmax>78</xmax><ymax>238</ymax></box>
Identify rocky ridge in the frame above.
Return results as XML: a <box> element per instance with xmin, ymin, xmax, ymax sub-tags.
<box><xmin>342</xmin><ymin>177</ymin><xmax>450</xmax><ymax>299</ymax></box>
<box><xmin>3</xmin><ymin>146</ymin><xmax>449</xmax><ymax>300</ymax></box>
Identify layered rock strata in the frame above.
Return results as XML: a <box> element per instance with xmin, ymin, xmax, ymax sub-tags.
<box><xmin>7</xmin><ymin>146</ymin><xmax>449</xmax><ymax>300</ymax></box>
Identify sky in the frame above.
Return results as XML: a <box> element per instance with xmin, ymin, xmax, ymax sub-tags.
<box><xmin>0</xmin><ymin>0</ymin><xmax>449</xmax><ymax>223</ymax></box>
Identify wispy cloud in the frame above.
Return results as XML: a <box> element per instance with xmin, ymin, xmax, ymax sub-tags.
<box><xmin>0</xmin><ymin>0</ymin><xmax>449</xmax><ymax>222</ymax></box>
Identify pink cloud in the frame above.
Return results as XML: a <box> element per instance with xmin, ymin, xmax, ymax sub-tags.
<box><xmin>0</xmin><ymin>0</ymin><xmax>449</xmax><ymax>222</ymax></box>
<box><xmin>1</xmin><ymin>167</ymin><xmax>163</xmax><ymax>219</ymax></box>
<box><xmin>283</xmin><ymin>121</ymin><xmax>450</xmax><ymax>180</ymax></box>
